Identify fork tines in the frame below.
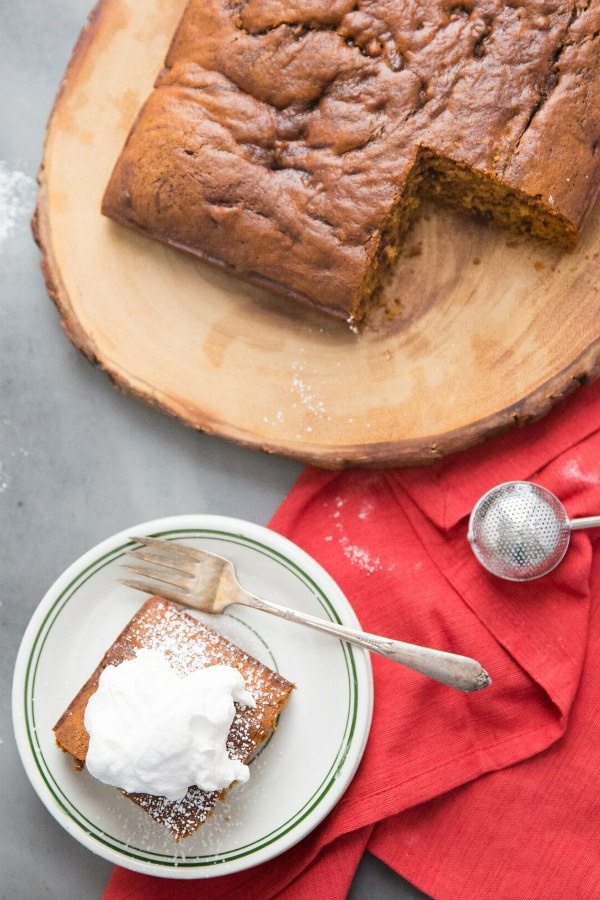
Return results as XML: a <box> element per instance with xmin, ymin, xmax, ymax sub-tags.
<box><xmin>119</xmin><ymin>535</ymin><xmax>198</xmax><ymax>606</ymax></box>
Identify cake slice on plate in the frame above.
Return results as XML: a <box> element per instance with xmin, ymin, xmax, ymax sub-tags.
<box><xmin>54</xmin><ymin>596</ymin><xmax>294</xmax><ymax>839</ymax></box>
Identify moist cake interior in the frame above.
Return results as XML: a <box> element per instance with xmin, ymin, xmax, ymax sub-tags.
<box><xmin>358</xmin><ymin>145</ymin><xmax>578</xmax><ymax>320</ymax></box>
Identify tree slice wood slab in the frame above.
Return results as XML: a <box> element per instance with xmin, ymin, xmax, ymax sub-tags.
<box><xmin>34</xmin><ymin>0</ymin><xmax>600</xmax><ymax>468</ymax></box>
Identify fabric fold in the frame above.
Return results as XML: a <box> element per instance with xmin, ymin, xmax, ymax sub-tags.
<box><xmin>386</xmin><ymin>476</ymin><xmax>592</xmax><ymax>722</ymax></box>
<box><xmin>392</xmin><ymin>381</ymin><xmax>600</xmax><ymax>530</ymax></box>
<box><xmin>370</xmin><ymin>557</ymin><xmax>600</xmax><ymax>899</ymax></box>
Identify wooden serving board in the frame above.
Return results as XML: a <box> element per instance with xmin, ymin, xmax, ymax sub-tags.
<box><xmin>35</xmin><ymin>0</ymin><xmax>600</xmax><ymax>468</ymax></box>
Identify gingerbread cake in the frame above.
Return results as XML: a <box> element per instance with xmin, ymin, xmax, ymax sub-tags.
<box><xmin>54</xmin><ymin>597</ymin><xmax>294</xmax><ymax>839</ymax></box>
<box><xmin>102</xmin><ymin>0</ymin><xmax>600</xmax><ymax>323</ymax></box>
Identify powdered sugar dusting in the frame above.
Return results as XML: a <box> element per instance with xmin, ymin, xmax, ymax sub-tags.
<box><xmin>563</xmin><ymin>458</ymin><xmax>600</xmax><ymax>485</ymax></box>
<box><xmin>341</xmin><ymin>543</ymin><xmax>383</xmax><ymax>574</ymax></box>
<box><xmin>290</xmin><ymin>360</ymin><xmax>329</xmax><ymax>425</ymax></box>
<box><xmin>0</xmin><ymin>417</ymin><xmax>30</xmax><ymax>495</ymax></box>
<box><xmin>134</xmin><ymin>601</ymin><xmax>210</xmax><ymax>675</ymax></box>
<box><xmin>262</xmin><ymin>410</ymin><xmax>284</xmax><ymax>428</ymax></box>
<box><xmin>0</xmin><ymin>162</ymin><xmax>36</xmax><ymax>247</ymax></box>
<box><xmin>322</xmin><ymin>495</ymin><xmax>394</xmax><ymax>573</ymax></box>
<box><xmin>0</xmin><ymin>462</ymin><xmax>8</xmax><ymax>495</ymax></box>
<box><xmin>291</xmin><ymin>374</ymin><xmax>326</xmax><ymax>415</ymax></box>
<box><xmin>358</xmin><ymin>502</ymin><xmax>374</xmax><ymax>521</ymax></box>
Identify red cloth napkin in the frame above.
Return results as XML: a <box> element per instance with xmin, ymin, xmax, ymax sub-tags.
<box><xmin>105</xmin><ymin>381</ymin><xmax>600</xmax><ymax>900</ymax></box>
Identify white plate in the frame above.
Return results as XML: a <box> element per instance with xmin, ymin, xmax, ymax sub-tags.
<box><xmin>12</xmin><ymin>515</ymin><xmax>373</xmax><ymax>879</ymax></box>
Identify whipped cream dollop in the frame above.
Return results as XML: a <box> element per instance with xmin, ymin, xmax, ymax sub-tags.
<box><xmin>84</xmin><ymin>649</ymin><xmax>256</xmax><ymax>801</ymax></box>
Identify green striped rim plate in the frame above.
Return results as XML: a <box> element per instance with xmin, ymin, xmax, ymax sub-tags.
<box><xmin>12</xmin><ymin>515</ymin><xmax>373</xmax><ymax>879</ymax></box>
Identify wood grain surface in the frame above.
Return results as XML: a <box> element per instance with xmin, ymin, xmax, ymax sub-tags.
<box><xmin>34</xmin><ymin>0</ymin><xmax>600</xmax><ymax>468</ymax></box>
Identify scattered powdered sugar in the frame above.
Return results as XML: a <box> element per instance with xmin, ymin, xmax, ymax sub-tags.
<box><xmin>324</xmin><ymin>495</ymin><xmax>394</xmax><ymax>573</ymax></box>
<box><xmin>331</xmin><ymin>497</ymin><xmax>346</xmax><ymax>520</ymax></box>
<box><xmin>262</xmin><ymin>410</ymin><xmax>284</xmax><ymax>428</ymax></box>
<box><xmin>341</xmin><ymin>543</ymin><xmax>383</xmax><ymax>574</ymax></box>
<box><xmin>0</xmin><ymin>462</ymin><xmax>8</xmax><ymax>495</ymax></box>
<box><xmin>290</xmin><ymin>361</ymin><xmax>331</xmax><ymax>429</ymax></box>
<box><xmin>358</xmin><ymin>501</ymin><xmax>374</xmax><ymax>521</ymax></box>
<box><xmin>0</xmin><ymin>161</ymin><xmax>36</xmax><ymax>247</ymax></box>
<box><xmin>291</xmin><ymin>375</ymin><xmax>327</xmax><ymax>415</ymax></box>
<box><xmin>563</xmin><ymin>458</ymin><xmax>599</xmax><ymax>485</ymax></box>
<box><xmin>0</xmin><ymin>416</ymin><xmax>30</xmax><ymax>495</ymax></box>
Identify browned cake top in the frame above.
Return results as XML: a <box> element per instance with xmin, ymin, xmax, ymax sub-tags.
<box><xmin>54</xmin><ymin>597</ymin><xmax>294</xmax><ymax>838</ymax></box>
<box><xmin>103</xmin><ymin>0</ymin><xmax>600</xmax><ymax>320</ymax></box>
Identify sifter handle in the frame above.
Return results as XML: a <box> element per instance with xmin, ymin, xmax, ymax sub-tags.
<box><xmin>569</xmin><ymin>516</ymin><xmax>600</xmax><ymax>531</ymax></box>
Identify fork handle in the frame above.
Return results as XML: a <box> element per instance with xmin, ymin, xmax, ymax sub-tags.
<box><xmin>240</xmin><ymin>593</ymin><xmax>490</xmax><ymax>692</ymax></box>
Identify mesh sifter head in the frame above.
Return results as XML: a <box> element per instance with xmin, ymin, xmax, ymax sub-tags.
<box><xmin>468</xmin><ymin>481</ymin><xmax>571</xmax><ymax>581</ymax></box>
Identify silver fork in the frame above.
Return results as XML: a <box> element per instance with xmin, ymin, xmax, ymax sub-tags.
<box><xmin>120</xmin><ymin>536</ymin><xmax>491</xmax><ymax>693</ymax></box>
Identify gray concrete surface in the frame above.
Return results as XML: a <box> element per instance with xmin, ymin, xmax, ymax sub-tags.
<box><xmin>0</xmin><ymin>2</ymin><xmax>427</xmax><ymax>897</ymax></box>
